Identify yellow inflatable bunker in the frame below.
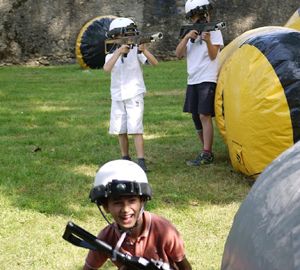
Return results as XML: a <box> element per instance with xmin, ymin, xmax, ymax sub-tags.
<box><xmin>284</xmin><ymin>8</ymin><xmax>300</xmax><ymax>31</ymax></box>
<box><xmin>215</xmin><ymin>25</ymin><xmax>300</xmax><ymax>178</ymax></box>
<box><xmin>76</xmin><ymin>15</ymin><xmax>117</xmax><ymax>69</ymax></box>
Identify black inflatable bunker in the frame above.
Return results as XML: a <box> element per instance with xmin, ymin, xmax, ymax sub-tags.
<box><xmin>76</xmin><ymin>15</ymin><xmax>117</xmax><ymax>69</ymax></box>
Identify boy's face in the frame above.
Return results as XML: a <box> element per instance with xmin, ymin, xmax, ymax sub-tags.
<box><xmin>103</xmin><ymin>195</ymin><xmax>143</xmax><ymax>231</ymax></box>
<box><xmin>191</xmin><ymin>11</ymin><xmax>210</xmax><ymax>23</ymax></box>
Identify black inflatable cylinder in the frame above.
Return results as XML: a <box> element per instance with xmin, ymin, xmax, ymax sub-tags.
<box><xmin>76</xmin><ymin>15</ymin><xmax>116</xmax><ymax>69</ymax></box>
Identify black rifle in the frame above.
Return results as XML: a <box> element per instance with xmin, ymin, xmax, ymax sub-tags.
<box><xmin>178</xmin><ymin>21</ymin><xmax>226</xmax><ymax>44</ymax></box>
<box><xmin>62</xmin><ymin>221</ymin><xmax>173</xmax><ymax>270</ymax></box>
<box><xmin>105</xmin><ymin>32</ymin><xmax>163</xmax><ymax>57</ymax></box>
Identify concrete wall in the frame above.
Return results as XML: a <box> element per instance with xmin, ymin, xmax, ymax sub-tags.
<box><xmin>0</xmin><ymin>0</ymin><xmax>298</xmax><ymax>66</ymax></box>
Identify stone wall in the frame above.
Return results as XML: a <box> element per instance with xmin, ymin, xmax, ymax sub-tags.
<box><xmin>0</xmin><ymin>0</ymin><xmax>298</xmax><ymax>66</ymax></box>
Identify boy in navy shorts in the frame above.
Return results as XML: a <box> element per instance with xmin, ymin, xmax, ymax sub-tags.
<box><xmin>175</xmin><ymin>0</ymin><xmax>224</xmax><ymax>166</ymax></box>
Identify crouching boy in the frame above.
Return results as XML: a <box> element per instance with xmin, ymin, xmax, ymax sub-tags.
<box><xmin>82</xmin><ymin>160</ymin><xmax>192</xmax><ymax>270</ymax></box>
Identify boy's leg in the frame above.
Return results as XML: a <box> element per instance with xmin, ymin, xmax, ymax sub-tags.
<box><xmin>110</xmin><ymin>100</ymin><xmax>130</xmax><ymax>159</ymax></box>
<box><xmin>187</xmin><ymin>83</ymin><xmax>215</xmax><ymax>166</ymax></box>
<box><xmin>125</xmin><ymin>94</ymin><xmax>148</xmax><ymax>171</ymax></box>
<box><xmin>118</xmin><ymin>133</ymin><xmax>130</xmax><ymax>157</ymax></box>
<box><xmin>133</xmin><ymin>134</ymin><xmax>144</xmax><ymax>158</ymax></box>
<box><xmin>200</xmin><ymin>114</ymin><xmax>213</xmax><ymax>152</ymax></box>
<box><xmin>197</xmin><ymin>130</ymin><xmax>204</xmax><ymax>146</ymax></box>
<box><xmin>133</xmin><ymin>134</ymin><xmax>149</xmax><ymax>172</ymax></box>
<box><xmin>192</xmin><ymin>114</ymin><xmax>204</xmax><ymax>146</ymax></box>
<box><xmin>187</xmin><ymin>114</ymin><xmax>214</xmax><ymax>166</ymax></box>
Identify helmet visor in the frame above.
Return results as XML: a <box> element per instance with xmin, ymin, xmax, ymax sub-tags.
<box><xmin>185</xmin><ymin>4</ymin><xmax>213</xmax><ymax>19</ymax></box>
<box><xmin>90</xmin><ymin>180</ymin><xmax>153</xmax><ymax>204</ymax></box>
<box><xmin>106</xmin><ymin>23</ymin><xmax>139</xmax><ymax>38</ymax></box>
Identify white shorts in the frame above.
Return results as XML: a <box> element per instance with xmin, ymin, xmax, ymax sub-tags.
<box><xmin>109</xmin><ymin>94</ymin><xmax>144</xmax><ymax>135</ymax></box>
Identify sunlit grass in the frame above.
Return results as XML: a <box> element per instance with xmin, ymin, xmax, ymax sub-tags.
<box><xmin>0</xmin><ymin>61</ymin><xmax>250</xmax><ymax>270</ymax></box>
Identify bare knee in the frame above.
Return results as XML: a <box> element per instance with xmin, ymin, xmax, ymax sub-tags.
<box><xmin>199</xmin><ymin>114</ymin><xmax>211</xmax><ymax>123</ymax></box>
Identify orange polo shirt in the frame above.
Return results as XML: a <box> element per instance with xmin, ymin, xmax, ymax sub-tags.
<box><xmin>85</xmin><ymin>211</ymin><xmax>186</xmax><ymax>269</ymax></box>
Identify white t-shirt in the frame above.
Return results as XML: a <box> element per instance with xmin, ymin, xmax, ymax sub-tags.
<box><xmin>105</xmin><ymin>46</ymin><xmax>148</xmax><ymax>101</ymax></box>
<box><xmin>186</xmin><ymin>30</ymin><xmax>224</xmax><ymax>85</ymax></box>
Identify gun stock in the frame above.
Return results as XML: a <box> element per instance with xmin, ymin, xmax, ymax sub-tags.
<box><xmin>178</xmin><ymin>21</ymin><xmax>226</xmax><ymax>43</ymax></box>
<box><xmin>105</xmin><ymin>32</ymin><xmax>163</xmax><ymax>55</ymax></box>
<box><xmin>62</xmin><ymin>221</ymin><xmax>173</xmax><ymax>270</ymax></box>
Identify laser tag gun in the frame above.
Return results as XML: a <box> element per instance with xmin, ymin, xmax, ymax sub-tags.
<box><xmin>104</xmin><ymin>32</ymin><xmax>163</xmax><ymax>57</ymax></box>
<box><xmin>62</xmin><ymin>221</ymin><xmax>173</xmax><ymax>270</ymax></box>
<box><xmin>178</xmin><ymin>21</ymin><xmax>226</xmax><ymax>44</ymax></box>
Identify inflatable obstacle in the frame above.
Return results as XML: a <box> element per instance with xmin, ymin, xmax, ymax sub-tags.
<box><xmin>76</xmin><ymin>15</ymin><xmax>117</xmax><ymax>69</ymax></box>
<box><xmin>215</xmin><ymin>9</ymin><xmax>300</xmax><ymax>178</ymax></box>
<box><xmin>221</xmin><ymin>141</ymin><xmax>300</xmax><ymax>270</ymax></box>
<box><xmin>284</xmin><ymin>8</ymin><xmax>300</xmax><ymax>30</ymax></box>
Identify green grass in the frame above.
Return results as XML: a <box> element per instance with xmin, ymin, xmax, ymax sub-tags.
<box><xmin>0</xmin><ymin>61</ymin><xmax>250</xmax><ymax>270</ymax></box>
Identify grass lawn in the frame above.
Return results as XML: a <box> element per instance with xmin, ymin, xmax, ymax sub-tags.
<box><xmin>0</xmin><ymin>60</ymin><xmax>251</xmax><ymax>270</ymax></box>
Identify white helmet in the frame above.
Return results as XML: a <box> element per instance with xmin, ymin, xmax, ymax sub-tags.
<box><xmin>107</xmin><ymin>17</ymin><xmax>138</xmax><ymax>38</ymax></box>
<box><xmin>89</xmin><ymin>160</ymin><xmax>153</xmax><ymax>205</ymax></box>
<box><xmin>185</xmin><ymin>0</ymin><xmax>213</xmax><ymax>19</ymax></box>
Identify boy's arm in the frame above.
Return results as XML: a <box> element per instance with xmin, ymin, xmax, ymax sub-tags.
<box><xmin>103</xmin><ymin>45</ymin><xmax>130</xmax><ymax>73</ymax></box>
<box><xmin>175</xmin><ymin>30</ymin><xmax>198</xmax><ymax>59</ymax></box>
<box><xmin>175</xmin><ymin>257</ymin><xmax>192</xmax><ymax>270</ymax></box>
<box><xmin>202</xmin><ymin>32</ymin><xmax>220</xmax><ymax>60</ymax></box>
<box><xmin>138</xmin><ymin>44</ymin><xmax>158</xmax><ymax>67</ymax></box>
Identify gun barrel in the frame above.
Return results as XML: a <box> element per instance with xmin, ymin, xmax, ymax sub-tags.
<box><xmin>215</xmin><ymin>22</ymin><xmax>226</xmax><ymax>30</ymax></box>
<box><xmin>151</xmin><ymin>32</ymin><xmax>163</xmax><ymax>40</ymax></box>
<box><xmin>104</xmin><ymin>32</ymin><xmax>163</xmax><ymax>54</ymax></box>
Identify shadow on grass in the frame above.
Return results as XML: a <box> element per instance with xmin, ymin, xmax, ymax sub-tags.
<box><xmin>0</xmin><ymin>102</ymin><xmax>251</xmax><ymax>220</ymax></box>
<box><xmin>0</xmin><ymin>131</ymin><xmax>250</xmax><ymax>220</ymax></box>
<box><xmin>0</xmin><ymin>63</ymin><xmax>251</xmax><ymax>218</ymax></box>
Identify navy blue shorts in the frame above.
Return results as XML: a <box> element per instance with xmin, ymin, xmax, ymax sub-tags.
<box><xmin>183</xmin><ymin>82</ymin><xmax>216</xmax><ymax>116</ymax></box>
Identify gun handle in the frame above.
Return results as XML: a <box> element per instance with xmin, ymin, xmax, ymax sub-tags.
<box><xmin>191</xmin><ymin>31</ymin><xmax>203</xmax><ymax>44</ymax></box>
<box><xmin>190</xmin><ymin>30</ymin><xmax>201</xmax><ymax>44</ymax></box>
<box><xmin>124</xmin><ymin>44</ymin><xmax>135</xmax><ymax>58</ymax></box>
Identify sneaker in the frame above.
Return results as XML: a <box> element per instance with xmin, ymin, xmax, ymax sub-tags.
<box><xmin>122</xmin><ymin>156</ymin><xmax>131</xmax><ymax>161</ymax></box>
<box><xmin>187</xmin><ymin>152</ymin><xmax>214</xmax><ymax>166</ymax></box>
<box><xmin>137</xmin><ymin>158</ymin><xmax>149</xmax><ymax>172</ymax></box>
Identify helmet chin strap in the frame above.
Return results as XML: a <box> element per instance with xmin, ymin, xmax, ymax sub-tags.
<box><xmin>97</xmin><ymin>200</ymin><xmax>147</xmax><ymax>260</ymax></box>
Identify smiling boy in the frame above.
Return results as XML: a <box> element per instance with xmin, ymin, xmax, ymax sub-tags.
<box><xmin>82</xmin><ymin>160</ymin><xmax>192</xmax><ymax>270</ymax></box>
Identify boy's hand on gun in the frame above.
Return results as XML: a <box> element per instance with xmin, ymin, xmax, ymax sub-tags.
<box><xmin>138</xmin><ymin>43</ymin><xmax>146</xmax><ymax>52</ymax></box>
<box><xmin>201</xmin><ymin>31</ymin><xmax>211</xmax><ymax>42</ymax></box>
<box><xmin>186</xmin><ymin>30</ymin><xmax>199</xmax><ymax>41</ymax></box>
<box><xmin>185</xmin><ymin>30</ymin><xmax>211</xmax><ymax>42</ymax></box>
<box><xmin>118</xmin><ymin>44</ymin><xmax>130</xmax><ymax>55</ymax></box>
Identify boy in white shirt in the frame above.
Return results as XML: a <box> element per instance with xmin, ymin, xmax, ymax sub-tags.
<box><xmin>175</xmin><ymin>0</ymin><xmax>224</xmax><ymax>166</ymax></box>
<box><xmin>104</xmin><ymin>18</ymin><xmax>158</xmax><ymax>172</ymax></box>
